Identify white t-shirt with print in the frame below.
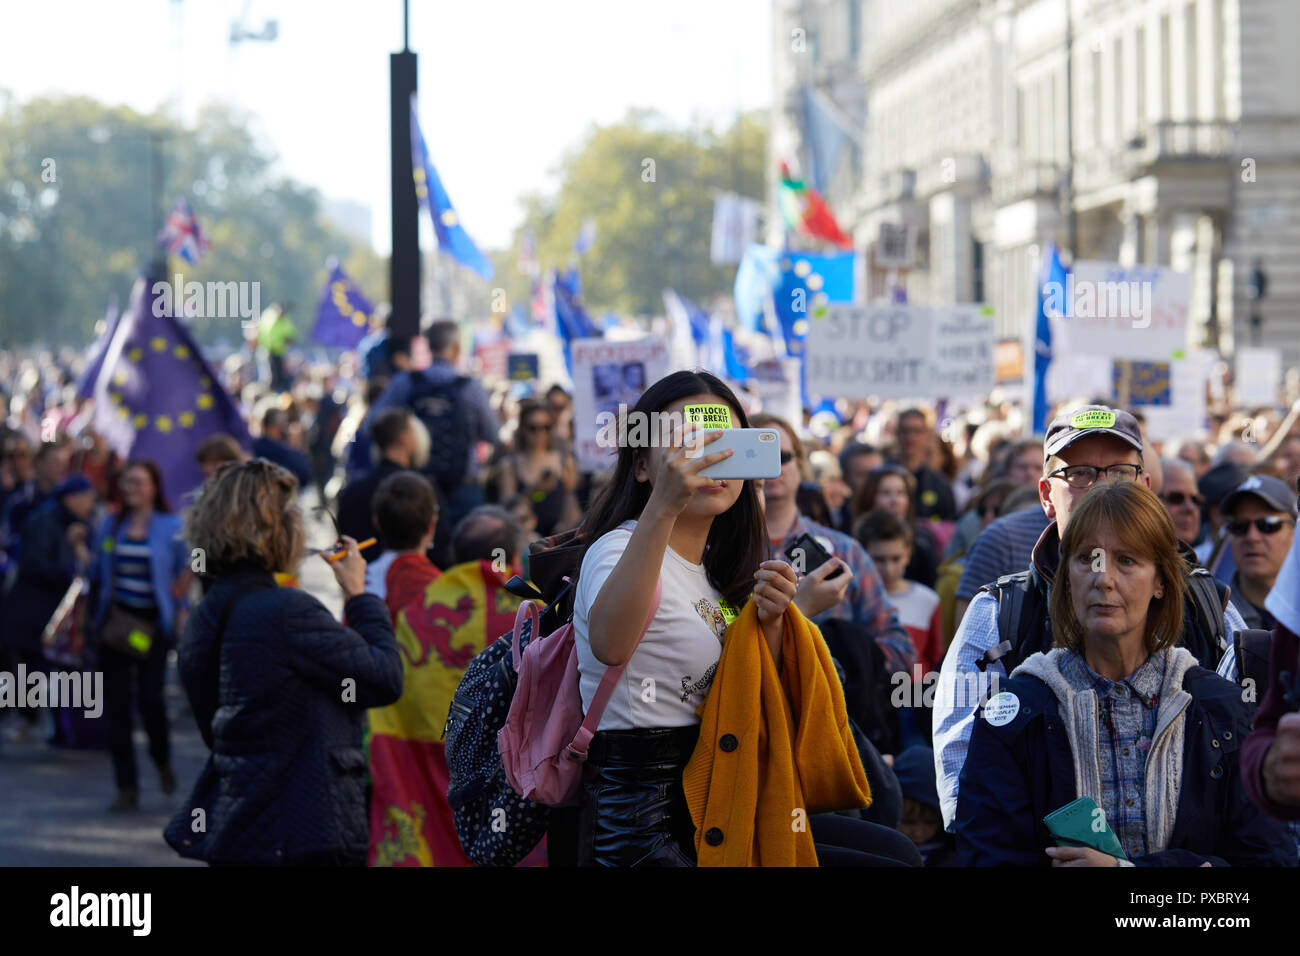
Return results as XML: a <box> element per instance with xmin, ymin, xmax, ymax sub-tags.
<box><xmin>574</xmin><ymin>520</ymin><xmax>728</xmax><ymax>731</ymax></box>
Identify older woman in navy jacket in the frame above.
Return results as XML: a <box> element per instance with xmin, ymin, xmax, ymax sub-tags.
<box><xmin>165</xmin><ymin>459</ymin><xmax>402</xmax><ymax>866</ymax></box>
<box><xmin>88</xmin><ymin>460</ymin><xmax>190</xmax><ymax>811</ymax></box>
<box><xmin>955</xmin><ymin>481</ymin><xmax>1293</xmax><ymax>866</ymax></box>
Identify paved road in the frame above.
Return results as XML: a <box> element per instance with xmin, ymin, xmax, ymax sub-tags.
<box><xmin>0</xmin><ymin>504</ymin><xmax>343</xmax><ymax>866</ymax></box>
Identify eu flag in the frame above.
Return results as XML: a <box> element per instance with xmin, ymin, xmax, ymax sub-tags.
<box><xmin>773</xmin><ymin>251</ymin><xmax>855</xmax><ymax>356</ymax></box>
<box><xmin>77</xmin><ymin>297</ymin><xmax>121</xmax><ymax>400</ymax></box>
<box><xmin>311</xmin><ymin>259</ymin><xmax>377</xmax><ymax>349</ymax></box>
<box><xmin>410</xmin><ymin>97</ymin><xmax>494</xmax><ymax>281</ymax></box>
<box><xmin>1032</xmin><ymin>244</ymin><xmax>1067</xmax><ymax>433</ymax></box>
<box><xmin>91</xmin><ymin>273</ymin><xmax>251</xmax><ymax>505</ymax></box>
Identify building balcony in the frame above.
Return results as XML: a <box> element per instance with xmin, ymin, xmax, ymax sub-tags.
<box><xmin>990</xmin><ymin>162</ymin><xmax>1062</xmax><ymax>206</ymax></box>
<box><xmin>1074</xmin><ymin>120</ymin><xmax>1237</xmax><ymax>194</ymax></box>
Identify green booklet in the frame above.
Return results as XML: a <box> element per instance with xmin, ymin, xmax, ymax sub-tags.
<box><xmin>1042</xmin><ymin>796</ymin><xmax>1128</xmax><ymax>861</ymax></box>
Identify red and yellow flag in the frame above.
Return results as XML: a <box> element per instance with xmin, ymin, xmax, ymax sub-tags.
<box><xmin>367</xmin><ymin>559</ymin><xmax>524</xmax><ymax>867</ymax></box>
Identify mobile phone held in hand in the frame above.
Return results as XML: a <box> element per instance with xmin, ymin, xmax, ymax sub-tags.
<box><xmin>784</xmin><ymin>532</ymin><xmax>845</xmax><ymax>579</ymax></box>
<box><xmin>692</xmin><ymin>428</ymin><xmax>782</xmax><ymax>480</ymax></box>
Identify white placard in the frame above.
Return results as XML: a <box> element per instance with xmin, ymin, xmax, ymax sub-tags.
<box><xmin>806</xmin><ymin>304</ymin><xmax>993</xmax><ymax>399</ymax></box>
<box><xmin>1235</xmin><ymin>347</ymin><xmax>1283</xmax><ymax>407</ymax></box>
<box><xmin>1135</xmin><ymin>359</ymin><xmax>1206</xmax><ymax>441</ymax></box>
<box><xmin>1057</xmin><ymin>262</ymin><xmax>1191</xmax><ymax>361</ymax></box>
<box><xmin>571</xmin><ymin>336</ymin><xmax>671</xmax><ymax>473</ymax></box>
<box><xmin>931</xmin><ymin>306</ymin><xmax>996</xmax><ymax>397</ymax></box>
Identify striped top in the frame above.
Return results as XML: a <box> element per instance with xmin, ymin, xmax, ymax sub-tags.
<box><xmin>112</xmin><ymin>534</ymin><xmax>156</xmax><ymax>610</ymax></box>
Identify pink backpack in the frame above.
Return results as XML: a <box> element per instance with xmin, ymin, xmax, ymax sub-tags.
<box><xmin>498</xmin><ymin>578</ymin><xmax>662</xmax><ymax>807</ymax></box>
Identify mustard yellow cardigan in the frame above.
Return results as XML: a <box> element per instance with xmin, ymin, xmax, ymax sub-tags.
<box><xmin>682</xmin><ymin>600</ymin><xmax>871</xmax><ymax>866</ymax></box>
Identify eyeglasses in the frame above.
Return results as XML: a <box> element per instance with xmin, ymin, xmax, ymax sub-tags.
<box><xmin>1161</xmin><ymin>491</ymin><xmax>1205</xmax><ymax>508</ymax></box>
<box><xmin>1046</xmin><ymin>463</ymin><xmax>1143</xmax><ymax>489</ymax></box>
<box><xmin>780</xmin><ymin>451</ymin><xmax>795</xmax><ymax>466</ymax></box>
<box><xmin>1227</xmin><ymin>516</ymin><xmax>1295</xmax><ymax>537</ymax></box>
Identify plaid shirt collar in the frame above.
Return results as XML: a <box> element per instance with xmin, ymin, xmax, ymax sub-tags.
<box><xmin>1061</xmin><ymin>647</ymin><xmax>1166</xmax><ymax>703</ymax></box>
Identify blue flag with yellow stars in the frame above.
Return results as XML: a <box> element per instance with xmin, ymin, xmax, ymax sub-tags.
<box><xmin>773</xmin><ymin>251</ymin><xmax>855</xmax><ymax>357</ymax></box>
<box><xmin>91</xmin><ymin>272</ymin><xmax>251</xmax><ymax>505</ymax></box>
<box><xmin>410</xmin><ymin>96</ymin><xmax>494</xmax><ymax>281</ymax></box>
<box><xmin>312</xmin><ymin>259</ymin><xmax>378</xmax><ymax>349</ymax></box>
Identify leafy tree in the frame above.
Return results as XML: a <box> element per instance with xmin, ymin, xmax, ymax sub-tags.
<box><xmin>497</xmin><ymin>108</ymin><xmax>767</xmax><ymax>317</ymax></box>
<box><xmin>0</xmin><ymin>92</ymin><xmax>383</xmax><ymax>348</ymax></box>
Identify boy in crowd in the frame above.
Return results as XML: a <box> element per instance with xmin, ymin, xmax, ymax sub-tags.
<box><xmin>371</xmin><ymin>471</ymin><xmax>441</xmax><ymax>617</ymax></box>
<box><xmin>856</xmin><ymin>509</ymin><xmax>944</xmax><ymax>676</ymax></box>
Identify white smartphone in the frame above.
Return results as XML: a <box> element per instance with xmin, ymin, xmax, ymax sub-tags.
<box><xmin>690</xmin><ymin>428</ymin><xmax>783</xmax><ymax>480</ymax></box>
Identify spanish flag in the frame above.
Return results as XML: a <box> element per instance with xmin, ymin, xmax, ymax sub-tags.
<box><xmin>367</xmin><ymin>559</ymin><xmax>524</xmax><ymax>866</ymax></box>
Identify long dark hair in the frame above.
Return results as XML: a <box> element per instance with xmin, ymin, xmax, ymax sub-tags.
<box><xmin>579</xmin><ymin>370</ymin><xmax>765</xmax><ymax>611</ymax></box>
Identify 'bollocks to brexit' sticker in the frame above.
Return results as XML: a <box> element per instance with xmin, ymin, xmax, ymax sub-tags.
<box><xmin>1070</xmin><ymin>409</ymin><xmax>1116</xmax><ymax>429</ymax></box>
<box><xmin>683</xmin><ymin>404</ymin><xmax>734</xmax><ymax>428</ymax></box>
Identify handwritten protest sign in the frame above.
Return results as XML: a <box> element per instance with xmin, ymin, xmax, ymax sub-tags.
<box><xmin>805</xmin><ymin>304</ymin><xmax>993</xmax><ymax>399</ymax></box>
<box><xmin>1063</xmin><ymin>262</ymin><xmax>1190</xmax><ymax>361</ymax></box>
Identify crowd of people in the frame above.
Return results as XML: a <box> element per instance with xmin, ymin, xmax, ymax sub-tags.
<box><xmin>2</xmin><ymin>323</ymin><xmax>1300</xmax><ymax>868</ymax></box>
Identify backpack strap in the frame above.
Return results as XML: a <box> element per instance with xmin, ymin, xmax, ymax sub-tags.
<box><xmin>977</xmin><ymin>573</ymin><xmax>1028</xmax><ymax>674</ymax></box>
<box><xmin>566</xmin><ymin>577</ymin><xmax>663</xmax><ymax>761</ymax></box>
<box><xmin>1185</xmin><ymin>567</ymin><xmax>1228</xmax><ymax>665</ymax></box>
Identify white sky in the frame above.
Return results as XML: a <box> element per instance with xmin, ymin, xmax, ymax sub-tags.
<box><xmin>2</xmin><ymin>0</ymin><xmax>772</xmax><ymax>253</ymax></box>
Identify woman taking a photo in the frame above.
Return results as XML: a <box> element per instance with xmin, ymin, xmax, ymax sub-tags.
<box><xmin>89</xmin><ymin>460</ymin><xmax>189</xmax><ymax>812</ymax></box>
<box><xmin>955</xmin><ymin>480</ymin><xmax>1292</xmax><ymax>866</ymax></box>
<box><xmin>165</xmin><ymin>459</ymin><xmax>403</xmax><ymax>866</ymax></box>
<box><xmin>494</xmin><ymin>399</ymin><xmax>581</xmax><ymax>537</ymax></box>
<box><xmin>573</xmin><ymin>371</ymin><xmax>916</xmax><ymax>867</ymax></box>
<box><xmin>574</xmin><ymin>372</ymin><xmax>793</xmax><ymax>866</ymax></box>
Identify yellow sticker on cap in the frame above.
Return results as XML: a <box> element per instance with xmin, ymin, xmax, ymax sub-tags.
<box><xmin>683</xmin><ymin>404</ymin><xmax>734</xmax><ymax>428</ymax></box>
<box><xmin>1070</xmin><ymin>409</ymin><xmax>1116</xmax><ymax>429</ymax></box>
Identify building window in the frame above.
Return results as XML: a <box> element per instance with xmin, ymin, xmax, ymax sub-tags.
<box><xmin>1185</xmin><ymin>2</ymin><xmax>1198</xmax><ymax>119</ymax></box>
<box><xmin>973</xmin><ymin>238</ymin><xmax>985</xmax><ymax>303</ymax></box>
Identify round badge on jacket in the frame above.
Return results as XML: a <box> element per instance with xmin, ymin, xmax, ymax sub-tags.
<box><xmin>982</xmin><ymin>691</ymin><xmax>1020</xmax><ymax>727</ymax></box>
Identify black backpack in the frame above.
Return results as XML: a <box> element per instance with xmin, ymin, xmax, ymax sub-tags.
<box><xmin>443</xmin><ymin>531</ymin><xmax>586</xmax><ymax>867</ymax></box>
<box><xmin>406</xmin><ymin>371</ymin><xmax>475</xmax><ymax>485</ymax></box>
<box><xmin>977</xmin><ymin>562</ymin><xmax>1228</xmax><ymax>677</ymax></box>
<box><xmin>1233</xmin><ymin>628</ymin><xmax>1274</xmax><ymax>703</ymax></box>
<box><xmin>819</xmin><ymin>618</ymin><xmax>903</xmax><ymax>757</ymax></box>
<box><xmin>444</xmin><ymin>609</ymin><xmax>551</xmax><ymax>867</ymax></box>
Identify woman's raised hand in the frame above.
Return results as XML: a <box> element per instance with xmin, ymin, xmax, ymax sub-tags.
<box><xmin>645</xmin><ymin>426</ymin><xmax>733</xmax><ymax>518</ymax></box>
<box><xmin>754</xmin><ymin>559</ymin><xmax>798</xmax><ymax>632</ymax></box>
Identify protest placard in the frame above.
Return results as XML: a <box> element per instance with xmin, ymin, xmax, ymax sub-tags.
<box><xmin>1235</xmin><ymin>347</ymin><xmax>1283</xmax><ymax>406</ymax></box>
<box><xmin>1061</xmin><ymin>262</ymin><xmax>1191</xmax><ymax>361</ymax></box>
<box><xmin>507</xmin><ymin>352</ymin><xmax>539</xmax><ymax>382</ymax></box>
<box><xmin>571</xmin><ymin>336</ymin><xmax>670</xmax><ymax>472</ymax></box>
<box><xmin>805</xmin><ymin>304</ymin><xmax>992</xmax><ymax>399</ymax></box>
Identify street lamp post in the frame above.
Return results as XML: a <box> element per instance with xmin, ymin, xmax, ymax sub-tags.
<box><xmin>390</xmin><ymin>0</ymin><xmax>420</xmax><ymax>342</ymax></box>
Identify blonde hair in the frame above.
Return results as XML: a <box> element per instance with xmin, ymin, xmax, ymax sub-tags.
<box><xmin>184</xmin><ymin>459</ymin><xmax>304</xmax><ymax>574</ymax></box>
<box><xmin>1051</xmin><ymin>481</ymin><xmax>1186</xmax><ymax>655</ymax></box>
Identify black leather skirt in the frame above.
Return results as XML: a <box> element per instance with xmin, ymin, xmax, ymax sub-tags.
<box><xmin>577</xmin><ymin>725</ymin><xmax>700</xmax><ymax>867</ymax></box>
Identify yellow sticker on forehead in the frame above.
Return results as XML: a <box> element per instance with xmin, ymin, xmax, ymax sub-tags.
<box><xmin>683</xmin><ymin>404</ymin><xmax>734</xmax><ymax>428</ymax></box>
<box><xmin>1070</xmin><ymin>409</ymin><xmax>1116</xmax><ymax>429</ymax></box>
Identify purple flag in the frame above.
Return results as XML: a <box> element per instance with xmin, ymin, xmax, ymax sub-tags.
<box><xmin>91</xmin><ymin>272</ymin><xmax>251</xmax><ymax>506</ymax></box>
<box><xmin>311</xmin><ymin>260</ymin><xmax>376</xmax><ymax>349</ymax></box>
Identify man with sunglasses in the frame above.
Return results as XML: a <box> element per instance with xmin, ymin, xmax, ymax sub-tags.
<box><xmin>1158</xmin><ymin>458</ymin><xmax>1203</xmax><ymax>548</ymax></box>
<box><xmin>1220</xmin><ymin>475</ymin><xmax>1297</xmax><ymax>631</ymax></box>
<box><xmin>933</xmin><ymin>404</ymin><xmax>1247</xmax><ymax>831</ymax></box>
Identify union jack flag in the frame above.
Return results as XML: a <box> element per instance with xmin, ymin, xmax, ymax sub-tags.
<box><xmin>156</xmin><ymin>198</ymin><xmax>212</xmax><ymax>264</ymax></box>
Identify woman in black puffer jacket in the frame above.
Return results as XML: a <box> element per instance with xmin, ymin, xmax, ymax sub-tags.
<box><xmin>165</xmin><ymin>459</ymin><xmax>403</xmax><ymax>866</ymax></box>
